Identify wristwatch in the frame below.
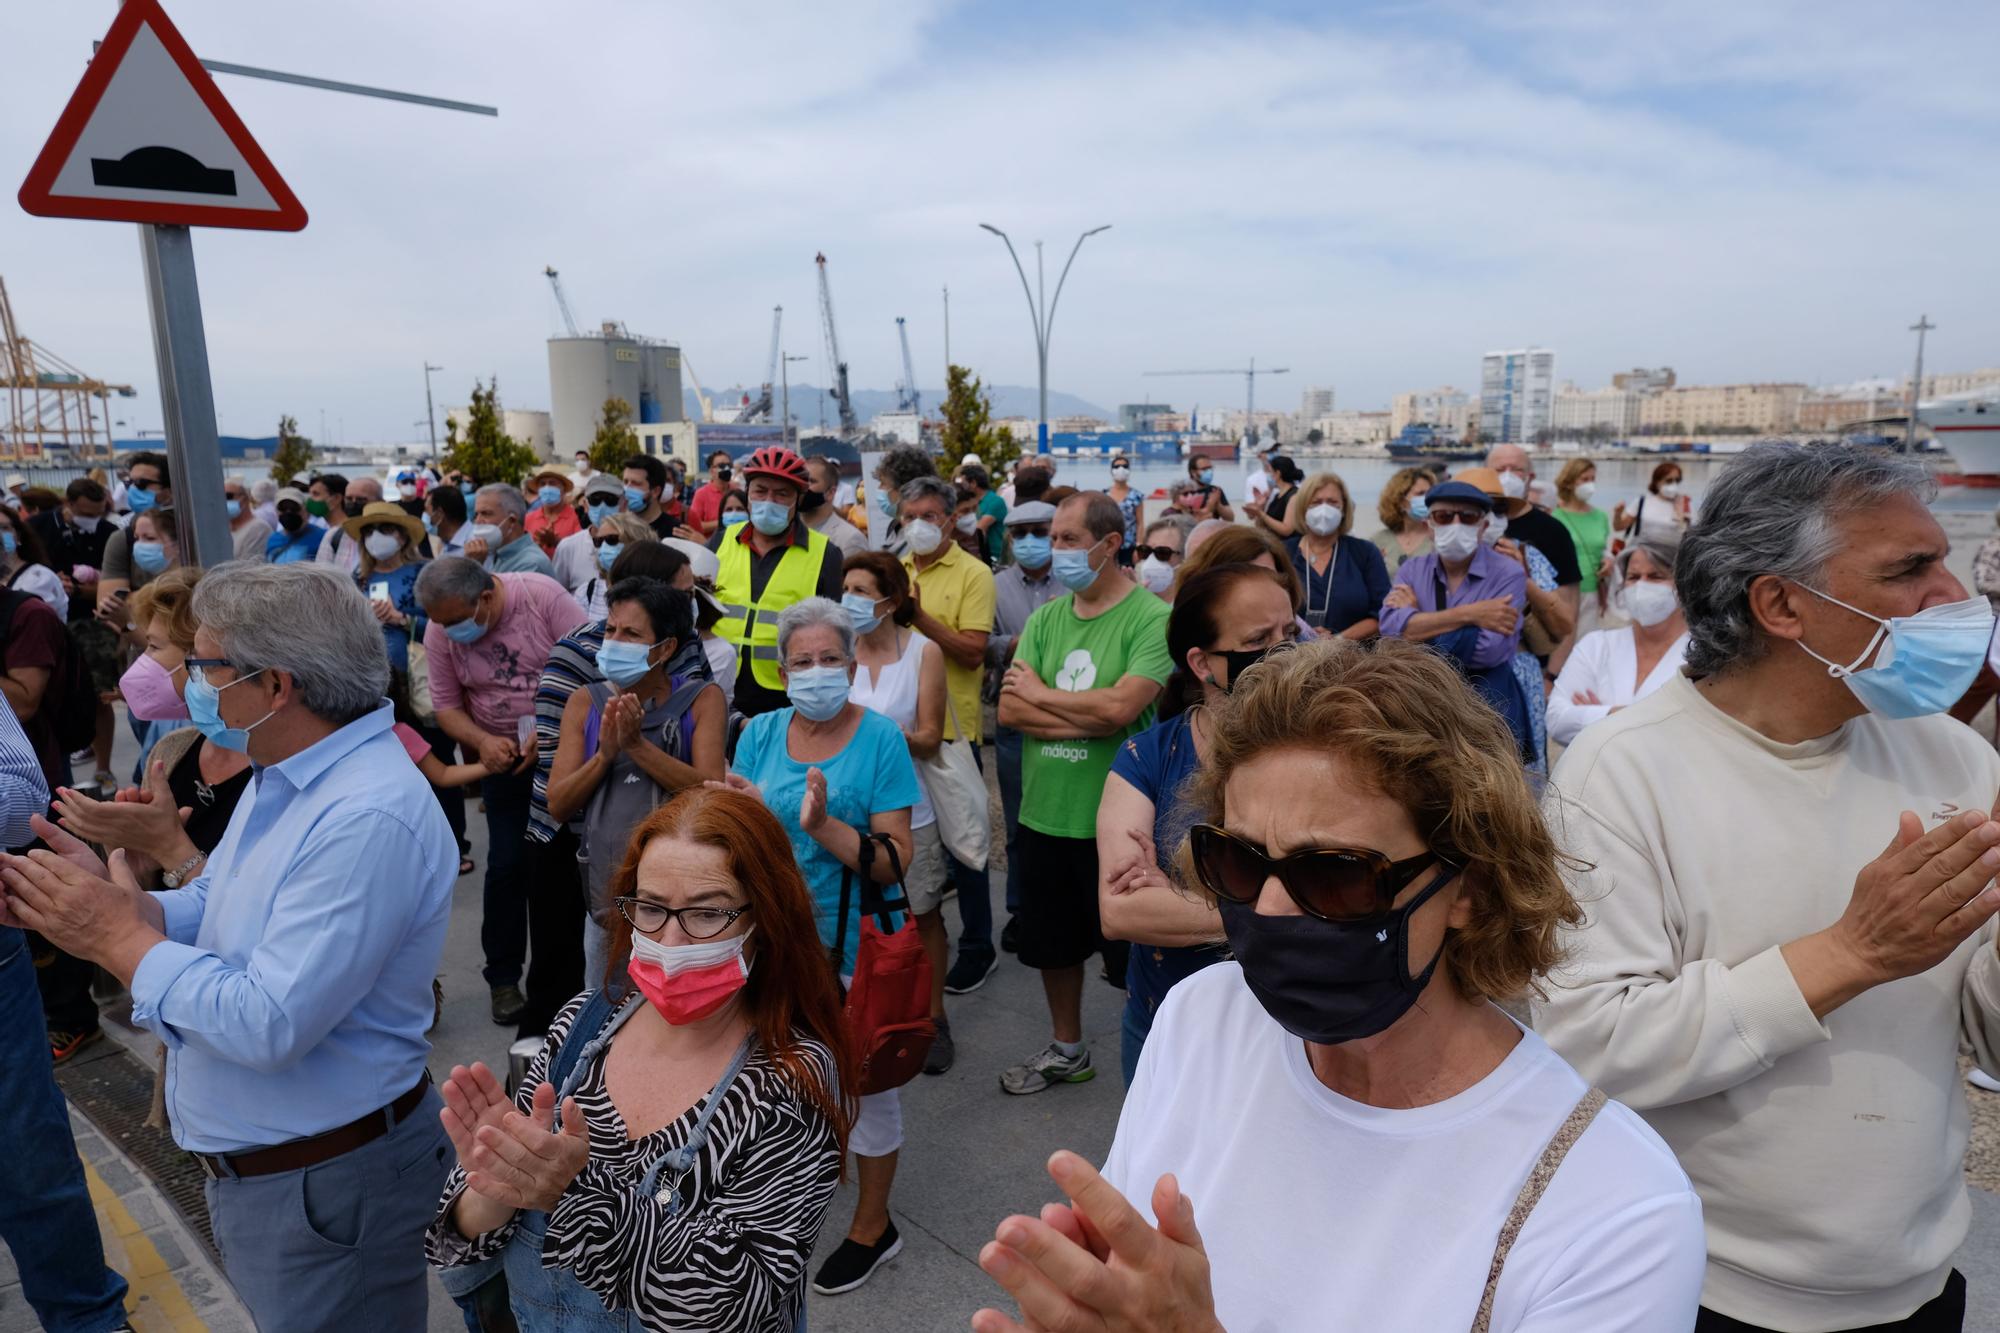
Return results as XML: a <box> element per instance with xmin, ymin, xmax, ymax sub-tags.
<box><xmin>161</xmin><ymin>851</ymin><xmax>206</xmax><ymax>889</ymax></box>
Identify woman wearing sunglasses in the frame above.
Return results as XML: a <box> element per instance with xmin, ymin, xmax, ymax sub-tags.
<box><xmin>428</xmin><ymin>787</ymin><xmax>856</xmax><ymax>1333</ymax></box>
<box><xmin>573</xmin><ymin>511</ymin><xmax>656</xmax><ymax>621</ymax></box>
<box><xmin>974</xmin><ymin>639</ymin><xmax>1704</xmax><ymax>1333</ymax></box>
<box><xmin>1098</xmin><ymin>563</ymin><xmax>1296</xmax><ymax>1085</ymax></box>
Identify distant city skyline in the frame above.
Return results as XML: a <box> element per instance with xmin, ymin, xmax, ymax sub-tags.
<box><xmin>4</xmin><ymin>0</ymin><xmax>1996</xmax><ymax>443</ymax></box>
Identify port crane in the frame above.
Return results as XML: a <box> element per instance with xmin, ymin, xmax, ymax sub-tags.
<box><xmin>735</xmin><ymin>306</ymin><xmax>782</xmax><ymax>424</ymax></box>
<box><xmin>0</xmin><ymin>276</ymin><xmax>132</xmax><ymax>461</ymax></box>
<box><xmin>894</xmin><ymin>317</ymin><xmax>920</xmax><ymax>416</ymax></box>
<box><xmin>815</xmin><ymin>253</ymin><xmax>858</xmax><ymax>438</ymax></box>
<box><xmin>543</xmin><ymin>266</ymin><xmax>581</xmax><ymax>338</ymax></box>
<box><xmin>1144</xmin><ymin>358</ymin><xmax>1290</xmax><ymax>419</ymax></box>
<box><xmin>681</xmin><ymin>355</ymin><xmax>716</xmax><ymax>424</ymax></box>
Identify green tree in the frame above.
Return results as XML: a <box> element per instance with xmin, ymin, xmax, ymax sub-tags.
<box><xmin>939</xmin><ymin>364</ymin><xmax>1016</xmax><ymax>477</ymax></box>
<box><xmin>586</xmin><ymin>397</ymin><xmax>639</xmax><ymax>474</ymax></box>
<box><xmin>441</xmin><ymin>378</ymin><xmax>540</xmax><ymax>486</ymax></box>
<box><xmin>270</xmin><ymin>414</ymin><xmax>314</xmax><ymax>483</ymax></box>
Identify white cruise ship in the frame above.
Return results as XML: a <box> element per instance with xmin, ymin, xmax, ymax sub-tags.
<box><xmin>1925</xmin><ymin>391</ymin><xmax>2000</xmax><ymax>476</ymax></box>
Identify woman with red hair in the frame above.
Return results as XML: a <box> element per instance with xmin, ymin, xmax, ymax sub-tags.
<box><xmin>426</xmin><ymin>787</ymin><xmax>857</xmax><ymax>1332</ymax></box>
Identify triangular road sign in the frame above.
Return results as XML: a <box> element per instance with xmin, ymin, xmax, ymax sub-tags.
<box><xmin>18</xmin><ymin>0</ymin><xmax>306</xmax><ymax>231</ymax></box>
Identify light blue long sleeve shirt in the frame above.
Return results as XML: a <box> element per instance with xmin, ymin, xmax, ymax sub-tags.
<box><xmin>130</xmin><ymin>702</ymin><xmax>457</xmax><ymax>1154</ymax></box>
<box><xmin>0</xmin><ymin>703</ymin><xmax>49</xmax><ymax>848</ymax></box>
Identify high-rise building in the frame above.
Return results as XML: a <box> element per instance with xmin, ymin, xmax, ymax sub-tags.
<box><xmin>1479</xmin><ymin>349</ymin><xmax>1555</xmax><ymax>443</ymax></box>
<box><xmin>1391</xmin><ymin>386</ymin><xmax>1472</xmax><ymax>439</ymax></box>
<box><xmin>1612</xmin><ymin>367</ymin><xmax>1677</xmax><ymax>393</ymax></box>
<box><xmin>1299</xmin><ymin>386</ymin><xmax>1336</xmax><ymax>419</ymax></box>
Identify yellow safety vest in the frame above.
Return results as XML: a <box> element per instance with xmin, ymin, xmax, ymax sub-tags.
<box><xmin>714</xmin><ymin>526</ymin><xmax>832</xmax><ymax>689</ymax></box>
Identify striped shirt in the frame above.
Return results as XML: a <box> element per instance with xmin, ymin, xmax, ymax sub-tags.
<box><xmin>527</xmin><ymin>621</ymin><xmax>605</xmax><ymax>842</ymax></box>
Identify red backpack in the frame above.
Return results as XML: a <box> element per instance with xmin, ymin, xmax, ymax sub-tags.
<box><xmin>833</xmin><ymin>834</ymin><xmax>935</xmax><ymax>1094</ymax></box>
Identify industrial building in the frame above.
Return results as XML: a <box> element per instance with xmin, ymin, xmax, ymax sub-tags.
<box><xmin>546</xmin><ymin>323</ymin><xmax>683</xmax><ymax>458</ymax></box>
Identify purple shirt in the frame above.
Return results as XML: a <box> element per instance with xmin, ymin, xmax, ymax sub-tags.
<box><xmin>425</xmin><ymin>572</ymin><xmax>589</xmax><ymax>737</ymax></box>
<box><xmin>1378</xmin><ymin>544</ymin><xmax>1527</xmax><ymax>669</ymax></box>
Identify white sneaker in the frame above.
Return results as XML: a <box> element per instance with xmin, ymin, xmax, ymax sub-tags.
<box><xmin>1966</xmin><ymin>1068</ymin><xmax>2000</xmax><ymax>1094</ymax></box>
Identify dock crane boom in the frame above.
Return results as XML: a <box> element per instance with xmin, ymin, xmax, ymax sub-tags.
<box><xmin>736</xmin><ymin>306</ymin><xmax>783</xmax><ymax>423</ymax></box>
<box><xmin>815</xmin><ymin>252</ymin><xmax>858</xmax><ymax>438</ymax></box>
<box><xmin>895</xmin><ymin>317</ymin><xmax>920</xmax><ymax>416</ymax></box>
<box><xmin>1143</xmin><ymin>357</ymin><xmax>1289</xmax><ymax>419</ymax></box>
<box><xmin>544</xmin><ymin>266</ymin><xmax>580</xmax><ymax>338</ymax></box>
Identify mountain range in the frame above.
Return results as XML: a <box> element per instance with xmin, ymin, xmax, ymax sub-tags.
<box><xmin>686</xmin><ymin>383</ymin><xmax>1114</xmax><ymax>425</ymax></box>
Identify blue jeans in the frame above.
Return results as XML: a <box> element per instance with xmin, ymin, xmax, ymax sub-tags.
<box><xmin>481</xmin><ymin>769</ymin><xmax>534</xmax><ymax>987</ymax></box>
<box><xmin>0</xmin><ymin>927</ymin><xmax>129</xmax><ymax>1333</ymax></box>
<box><xmin>1120</xmin><ymin>997</ymin><xmax>1152</xmax><ymax>1087</ymax></box>
<box><xmin>996</xmin><ymin>726</ymin><xmax>1024</xmax><ymax>916</ymax></box>
<box><xmin>946</xmin><ymin>742</ymin><xmax>996</xmax><ymax>964</ymax></box>
<box><xmin>207</xmin><ymin>1085</ymin><xmax>451</xmax><ymax>1332</ymax></box>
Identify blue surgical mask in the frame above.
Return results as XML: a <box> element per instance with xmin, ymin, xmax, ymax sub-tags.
<box><xmin>423</xmin><ymin>512</ymin><xmax>437</xmax><ymax>533</ymax></box>
<box><xmin>133</xmin><ymin>540</ymin><xmax>169</xmax><ymax>574</ymax></box>
<box><xmin>1796</xmin><ymin>587</ymin><xmax>1996</xmax><ymax>719</ymax></box>
<box><xmin>587</xmin><ymin>501</ymin><xmax>616</xmax><ymax>526</ymax></box>
<box><xmin>537</xmin><ymin>485</ymin><xmax>563</xmax><ymax>508</ymax></box>
<box><xmin>842</xmin><ymin>592</ymin><xmax>885</xmax><ymax>634</ymax></box>
<box><xmin>750</xmin><ymin>500</ymin><xmax>790</xmax><ymax>535</ymax></box>
<box><xmin>624</xmin><ymin>486</ymin><xmax>648</xmax><ymax>513</ymax></box>
<box><xmin>444</xmin><ymin>609</ymin><xmax>489</xmax><ymax>644</ymax></box>
<box><xmin>1407</xmin><ymin>496</ymin><xmax>1429</xmax><ymax>522</ymax></box>
<box><xmin>1197</xmin><ymin>468</ymin><xmax>1214</xmax><ymax>483</ymax></box>
<box><xmin>225</xmin><ymin>499</ymin><xmax>241</xmax><ymax>520</ymax></box>
<box><xmin>596</xmin><ymin>541</ymin><xmax>620</xmax><ymax>571</ymax></box>
<box><xmin>184</xmin><ymin>666</ymin><xmax>269</xmax><ymax>753</ymax></box>
<box><xmin>127</xmin><ymin>485</ymin><xmax>157</xmax><ymax>514</ymax></box>
<box><xmin>876</xmin><ymin>490</ymin><xmax>895</xmax><ymax>518</ymax></box>
<box><xmin>786</xmin><ymin>665</ymin><xmax>850</xmax><ymax>721</ymax></box>
<box><xmin>1050</xmin><ymin>543</ymin><xmax>1104</xmax><ymax>593</ymax></box>
<box><xmin>459</xmin><ymin>482</ymin><xmax>475</xmax><ymax>497</ymax></box>
<box><xmin>723</xmin><ymin>511</ymin><xmax>749</xmax><ymax>527</ymax></box>
<box><xmin>1012</xmin><ymin>533</ymin><xmax>1051</xmax><ymax>569</ymax></box>
<box><xmin>596</xmin><ymin>639</ymin><xmax>660</xmax><ymax>689</ymax></box>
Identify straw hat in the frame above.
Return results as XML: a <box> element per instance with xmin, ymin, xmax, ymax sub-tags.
<box><xmin>339</xmin><ymin>500</ymin><xmax>427</xmax><ymax>548</ymax></box>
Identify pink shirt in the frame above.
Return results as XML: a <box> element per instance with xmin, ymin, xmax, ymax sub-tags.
<box><xmin>424</xmin><ymin>572</ymin><xmax>589</xmax><ymax>738</ymax></box>
<box><xmin>393</xmin><ymin>722</ymin><xmax>430</xmax><ymax>764</ymax></box>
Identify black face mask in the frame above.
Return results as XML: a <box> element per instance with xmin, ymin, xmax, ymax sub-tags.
<box><xmin>799</xmin><ymin>488</ymin><xmax>827</xmax><ymax>514</ymax></box>
<box><xmin>1218</xmin><ymin>865</ymin><xmax>1458</xmax><ymax>1045</ymax></box>
<box><xmin>1214</xmin><ymin>647</ymin><xmax>1272</xmax><ymax>691</ymax></box>
<box><xmin>718</xmin><ymin>466</ymin><xmax>733</xmax><ymax>484</ymax></box>
<box><xmin>278</xmin><ymin>508</ymin><xmax>304</xmax><ymax>533</ymax></box>
<box><xmin>341</xmin><ymin>496</ymin><xmax>365</xmax><ymax>518</ymax></box>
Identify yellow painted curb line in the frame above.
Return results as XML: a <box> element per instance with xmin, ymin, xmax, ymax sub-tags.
<box><xmin>82</xmin><ymin>1159</ymin><xmax>203</xmax><ymax>1331</ymax></box>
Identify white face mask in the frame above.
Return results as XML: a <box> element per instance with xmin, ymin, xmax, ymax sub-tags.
<box><xmin>1498</xmin><ymin>471</ymin><xmax>1528</xmax><ymax>500</ymax></box>
<box><xmin>1138</xmin><ymin>556</ymin><xmax>1176</xmax><ymax>593</ymax></box>
<box><xmin>903</xmin><ymin>518</ymin><xmax>944</xmax><ymax>556</ymax></box>
<box><xmin>1480</xmin><ymin>513</ymin><xmax>1508</xmax><ymax>547</ymax></box>
<box><xmin>71</xmin><ymin>513</ymin><xmax>101</xmax><ymax>533</ymax></box>
<box><xmin>1110</xmin><ymin>465</ymin><xmax>1130</xmax><ymax>481</ymax></box>
<box><xmin>1432</xmin><ymin>522</ymin><xmax>1480</xmax><ymax>561</ymax></box>
<box><xmin>1658</xmin><ymin>482</ymin><xmax>1681</xmax><ymax>499</ymax></box>
<box><xmin>467</xmin><ymin>522</ymin><xmax>504</xmax><ymax>549</ymax></box>
<box><xmin>1622</xmin><ymin>581</ymin><xmax>1679</xmax><ymax>628</ymax></box>
<box><xmin>1574</xmin><ymin>481</ymin><xmax>1597</xmax><ymax>502</ymax></box>
<box><xmin>1304</xmin><ymin>503</ymin><xmax>1342</xmax><ymax>537</ymax></box>
<box><xmin>363</xmin><ymin>531</ymin><xmax>405</xmax><ymax>560</ymax></box>
<box><xmin>955</xmin><ymin>513</ymin><xmax>978</xmax><ymax>534</ymax></box>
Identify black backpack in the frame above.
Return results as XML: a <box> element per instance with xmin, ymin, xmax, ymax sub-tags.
<box><xmin>0</xmin><ymin>587</ymin><xmax>97</xmax><ymax>753</ymax></box>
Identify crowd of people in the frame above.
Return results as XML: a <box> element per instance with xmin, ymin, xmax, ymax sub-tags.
<box><xmin>3</xmin><ymin>437</ymin><xmax>1999</xmax><ymax>1332</ymax></box>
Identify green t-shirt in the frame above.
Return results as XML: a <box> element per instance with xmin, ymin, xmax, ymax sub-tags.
<box><xmin>1015</xmin><ymin>585</ymin><xmax>1174</xmax><ymax>839</ymax></box>
<box><xmin>1552</xmin><ymin>505</ymin><xmax>1611</xmax><ymax>593</ymax></box>
<box><xmin>977</xmin><ymin>490</ymin><xmax>1008</xmax><ymax>562</ymax></box>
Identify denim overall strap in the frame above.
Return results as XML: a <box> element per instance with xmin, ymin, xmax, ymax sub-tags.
<box><xmin>552</xmin><ymin>993</ymin><xmax>642</xmax><ymax>1132</ymax></box>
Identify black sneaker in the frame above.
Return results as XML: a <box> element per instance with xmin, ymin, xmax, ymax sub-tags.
<box><xmin>923</xmin><ymin>1020</ymin><xmax>955</xmax><ymax>1076</ymax></box>
<box><xmin>812</xmin><ymin>1220</ymin><xmax>902</xmax><ymax>1294</ymax></box>
<box><xmin>944</xmin><ymin>952</ymin><xmax>999</xmax><ymax>995</ymax></box>
<box><xmin>1000</xmin><ymin>916</ymin><xmax>1020</xmax><ymax>954</ymax></box>
<box><xmin>489</xmin><ymin>984</ymin><xmax>526</xmax><ymax>1025</ymax></box>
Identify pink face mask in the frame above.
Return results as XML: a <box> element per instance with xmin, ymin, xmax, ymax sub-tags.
<box><xmin>626</xmin><ymin>930</ymin><xmax>751</xmax><ymax>1025</ymax></box>
<box><xmin>119</xmin><ymin>652</ymin><xmax>188</xmax><ymax>722</ymax></box>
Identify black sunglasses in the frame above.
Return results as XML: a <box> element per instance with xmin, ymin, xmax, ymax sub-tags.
<box><xmin>1132</xmin><ymin>545</ymin><xmax>1181</xmax><ymax>562</ymax></box>
<box><xmin>1188</xmin><ymin>823</ymin><xmax>1456</xmax><ymax>921</ymax></box>
<box><xmin>613</xmin><ymin>897</ymin><xmax>751</xmax><ymax>939</ymax></box>
<box><xmin>1428</xmin><ymin>510</ymin><xmax>1489</xmax><ymax>527</ymax></box>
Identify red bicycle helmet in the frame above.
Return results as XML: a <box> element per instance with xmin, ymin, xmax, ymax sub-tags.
<box><xmin>738</xmin><ymin>446</ymin><xmax>810</xmax><ymax>490</ymax></box>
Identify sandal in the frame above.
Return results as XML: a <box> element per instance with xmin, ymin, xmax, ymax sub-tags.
<box><xmin>458</xmin><ymin>856</ymin><xmax>476</xmax><ymax>876</ymax></box>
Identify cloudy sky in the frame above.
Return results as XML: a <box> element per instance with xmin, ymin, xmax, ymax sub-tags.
<box><xmin>5</xmin><ymin>0</ymin><xmax>1996</xmax><ymax>443</ymax></box>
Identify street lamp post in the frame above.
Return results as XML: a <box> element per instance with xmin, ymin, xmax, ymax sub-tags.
<box><xmin>782</xmin><ymin>353</ymin><xmax>809</xmax><ymax>449</ymax></box>
<box><xmin>423</xmin><ymin>361</ymin><xmax>443</xmax><ymax>455</ymax></box>
<box><xmin>978</xmin><ymin>222</ymin><xmax>1110</xmax><ymax>455</ymax></box>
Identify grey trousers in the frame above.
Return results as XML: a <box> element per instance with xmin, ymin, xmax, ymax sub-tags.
<box><xmin>205</xmin><ymin>1085</ymin><xmax>450</xmax><ymax>1333</ymax></box>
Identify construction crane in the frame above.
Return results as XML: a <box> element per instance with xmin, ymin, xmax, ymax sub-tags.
<box><xmin>1144</xmin><ymin>358</ymin><xmax>1290</xmax><ymax>419</ymax></box>
<box><xmin>894</xmin><ymin>317</ymin><xmax>921</xmax><ymax>416</ymax></box>
<box><xmin>543</xmin><ymin>266</ymin><xmax>580</xmax><ymax>338</ymax></box>
<box><xmin>736</xmin><ymin>306</ymin><xmax>782</xmax><ymax>424</ymax></box>
<box><xmin>681</xmin><ymin>354</ymin><xmax>716</xmax><ymax>424</ymax></box>
<box><xmin>0</xmin><ymin>276</ymin><xmax>132</xmax><ymax>462</ymax></box>
<box><xmin>814</xmin><ymin>252</ymin><xmax>858</xmax><ymax>438</ymax></box>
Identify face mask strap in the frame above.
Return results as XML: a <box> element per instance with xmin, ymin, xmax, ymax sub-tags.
<box><xmin>1394</xmin><ymin>864</ymin><xmax>1462</xmax><ymax>989</ymax></box>
<box><xmin>1792</xmin><ymin>583</ymin><xmax>1889</xmax><ymax>678</ymax></box>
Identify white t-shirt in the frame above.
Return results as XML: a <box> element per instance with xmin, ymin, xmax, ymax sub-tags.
<box><xmin>1105</xmin><ymin>964</ymin><xmax>1705</xmax><ymax>1333</ymax></box>
<box><xmin>1244</xmin><ymin>466</ymin><xmax>1272</xmax><ymax>507</ymax></box>
<box><xmin>702</xmin><ymin>634</ymin><xmax>738</xmax><ymax>699</ymax></box>
<box><xmin>849</xmin><ymin>629</ymin><xmax>937</xmax><ymax>829</ymax></box>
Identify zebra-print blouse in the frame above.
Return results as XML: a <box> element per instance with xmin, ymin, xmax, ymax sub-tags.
<box><xmin>426</xmin><ymin>994</ymin><xmax>843</xmax><ymax>1332</ymax></box>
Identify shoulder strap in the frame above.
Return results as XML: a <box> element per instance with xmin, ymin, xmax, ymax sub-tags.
<box><xmin>1469</xmin><ymin>1087</ymin><xmax>1608</xmax><ymax>1333</ymax></box>
<box><xmin>149</xmin><ymin>726</ymin><xmax>203</xmax><ymax>778</ymax></box>
<box><xmin>549</xmin><ymin>988</ymin><xmax>621</xmax><ymax>1094</ymax></box>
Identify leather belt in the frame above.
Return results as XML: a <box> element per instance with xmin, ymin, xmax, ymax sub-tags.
<box><xmin>196</xmin><ymin>1072</ymin><xmax>432</xmax><ymax>1180</ymax></box>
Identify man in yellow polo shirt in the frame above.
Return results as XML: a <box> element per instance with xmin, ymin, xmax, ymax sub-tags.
<box><xmin>712</xmin><ymin>446</ymin><xmax>845</xmax><ymax>716</ymax></box>
<box><xmin>896</xmin><ymin>474</ymin><xmax>1000</xmax><ymax>1003</ymax></box>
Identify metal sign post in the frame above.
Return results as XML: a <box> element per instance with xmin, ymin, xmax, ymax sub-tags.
<box><xmin>139</xmin><ymin>224</ymin><xmax>229</xmax><ymax>561</ymax></box>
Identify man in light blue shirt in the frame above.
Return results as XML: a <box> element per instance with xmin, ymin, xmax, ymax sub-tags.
<box><xmin>470</xmin><ymin>482</ymin><xmax>556</xmax><ymax>576</ymax></box>
<box><xmin>0</xmin><ymin>563</ymin><xmax>457</xmax><ymax>1331</ymax></box>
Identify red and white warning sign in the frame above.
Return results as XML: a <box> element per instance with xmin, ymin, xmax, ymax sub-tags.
<box><xmin>18</xmin><ymin>0</ymin><xmax>306</xmax><ymax>231</ymax></box>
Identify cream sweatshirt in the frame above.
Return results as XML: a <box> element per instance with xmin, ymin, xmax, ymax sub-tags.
<box><xmin>1537</xmin><ymin>673</ymin><xmax>2000</xmax><ymax>1332</ymax></box>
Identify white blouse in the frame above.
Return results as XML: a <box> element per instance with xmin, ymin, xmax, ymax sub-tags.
<box><xmin>1547</xmin><ymin>626</ymin><xmax>1689</xmax><ymax>745</ymax></box>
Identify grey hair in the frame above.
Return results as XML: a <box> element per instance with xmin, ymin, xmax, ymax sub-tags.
<box><xmin>1615</xmin><ymin>533</ymin><xmax>1681</xmax><ymax>582</ymax></box>
<box><xmin>775</xmin><ymin>596</ymin><xmax>856</xmax><ymax>664</ymax></box>
<box><xmin>250</xmin><ymin>478</ymin><xmax>277</xmax><ymax>503</ymax></box>
<box><xmin>191</xmin><ymin>561</ymin><xmax>388</xmax><ymax>724</ymax></box>
<box><xmin>897</xmin><ymin>474</ymin><xmax>958</xmax><ymax>514</ymax></box>
<box><xmin>1166</xmin><ymin>478</ymin><xmax>1195</xmax><ymax>501</ymax></box>
<box><xmin>1678</xmin><ymin>442</ymin><xmax>1933</xmax><ymax>677</ymax></box>
<box><xmin>1145</xmin><ymin>513</ymin><xmax>1195</xmax><ymax>544</ymax></box>
<box><xmin>414</xmin><ymin>556</ymin><xmax>496</xmax><ymax>610</ymax></box>
<box><xmin>476</xmin><ymin>483</ymin><xmax>527</xmax><ymax>524</ymax></box>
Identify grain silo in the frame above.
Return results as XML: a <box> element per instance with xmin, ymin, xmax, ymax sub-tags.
<box><xmin>547</xmin><ymin>322</ymin><xmax>683</xmax><ymax>458</ymax></box>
